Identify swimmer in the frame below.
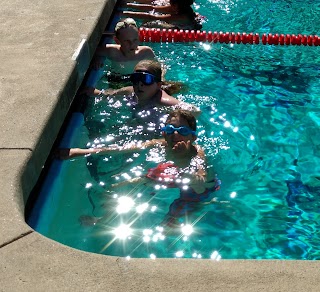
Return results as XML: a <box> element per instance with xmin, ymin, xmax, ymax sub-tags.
<box><xmin>85</xmin><ymin>59</ymin><xmax>200</xmax><ymax>116</ymax></box>
<box><xmin>59</xmin><ymin>111</ymin><xmax>221</xmax><ymax>221</ymax></box>
<box><xmin>60</xmin><ymin>110</ymin><xmax>207</xmax><ymax>186</ymax></box>
<box><xmin>92</xmin><ymin>18</ymin><xmax>156</xmax><ymax>80</ymax></box>
<box><xmin>59</xmin><ymin>110</ymin><xmax>223</xmax><ymax>227</ymax></box>
<box><xmin>122</xmin><ymin>0</ymin><xmax>203</xmax><ymax>30</ymax></box>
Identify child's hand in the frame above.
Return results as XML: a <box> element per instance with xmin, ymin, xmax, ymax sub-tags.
<box><xmin>194</xmin><ymin>171</ymin><xmax>206</xmax><ymax>183</ymax></box>
<box><xmin>172</xmin><ymin>140</ymin><xmax>192</xmax><ymax>154</ymax></box>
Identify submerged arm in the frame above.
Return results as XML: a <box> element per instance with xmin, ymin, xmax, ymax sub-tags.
<box><xmin>192</xmin><ymin>146</ymin><xmax>207</xmax><ymax>182</ymax></box>
<box><xmin>178</xmin><ymin>145</ymin><xmax>207</xmax><ymax>183</ymax></box>
<box><xmin>90</xmin><ymin>45</ymin><xmax>117</xmax><ymax>69</ymax></box>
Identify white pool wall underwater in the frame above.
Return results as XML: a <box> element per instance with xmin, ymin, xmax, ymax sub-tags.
<box><xmin>1</xmin><ymin>0</ymin><xmax>320</xmax><ymax>291</ymax></box>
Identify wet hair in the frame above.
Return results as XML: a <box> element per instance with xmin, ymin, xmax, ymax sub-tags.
<box><xmin>134</xmin><ymin>60</ymin><xmax>162</xmax><ymax>81</ymax></box>
<box><xmin>114</xmin><ymin>18</ymin><xmax>138</xmax><ymax>38</ymax></box>
<box><xmin>134</xmin><ymin>60</ymin><xmax>188</xmax><ymax>95</ymax></box>
<box><xmin>169</xmin><ymin>0</ymin><xmax>202</xmax><ymax>30</ymax></box>
<box><xmin>166</xmin><ymin>109</ymin><xmax>197</xmax><ymax>131</ymax></box>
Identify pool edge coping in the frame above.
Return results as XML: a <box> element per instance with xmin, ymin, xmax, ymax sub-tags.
<box><xmin>1</xmin><ymin>0</ymin><xmax>320</xmax><ymax>291</ymax></box>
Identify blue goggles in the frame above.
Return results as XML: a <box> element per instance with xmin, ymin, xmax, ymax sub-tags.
<box><xmin>130</xmin><ymin>72</ymin><xmax>159</xmax><ymax>85</ymax></box>
<box><xmin>161</xmin><ymin>124</ymin><xmax>196</xmax><ymax>136</ymax></box>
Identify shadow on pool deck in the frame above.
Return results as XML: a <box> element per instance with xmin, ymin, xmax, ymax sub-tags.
<box><xmin>0</xmin><ymin>0</ymin><xmax>319</xmax><ymax>291</ymax></box>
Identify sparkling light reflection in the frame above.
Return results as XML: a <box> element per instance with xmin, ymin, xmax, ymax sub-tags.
<box><xmin>143</xmin><ymin>236</ymin><xmax>151</xmax><ymax>243</ymax></box>
<box><xmin>116</xmin><ymin>196</ymin><xmax>135</xmax><ymax>214</ymax></box>
<box><xmin>156</xmin><ymin>226</ymin><xmax>164</xmax><ymax>232</ymax></box>
<box><xmin>85</xmin><ymin>183</ymin><xmax>92</xmax><ymax>189</ymax></box>
<box><xmin>175</xmin><ymin>251</ymin><xmax>184</xmax><ymax>258</ymax></box>
<box><xmin>224</xmin><ymin>121</ymin><xmax>231</xmax><ymax>128</ymax></box>
<box><xmin>210</xmin><ymin>251</ymin><xmax>222</xmax><ymax>261</ymax></box>
<box><xmin>202</xmin><ymin>43</ymin><xmax>211</xmax><ymax>51</ymax></box>
<box><xmin>113</xmin><ymin>224</ymin><xmax>132</xmax><ymax>240</ymax></box>
<box><xmin>230</xmin><ymin>191</ymin><xmax>237</xmax><ymax>198</ymax></box>
<box><xmin>143</xmin><ymin>229</ymin><xmax>153</xmax><ymax>236</ymax></box>
<box><xmin>136</xmin><ymin>202</ymin><xmax>149</xmax><ymax>213</ymax></box>
<box><xmin>181</xmin><ymin>224</ymin><xmax>194</xmax><ymax>236</ymax></box>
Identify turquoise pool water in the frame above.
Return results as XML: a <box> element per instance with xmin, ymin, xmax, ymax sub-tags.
<box><xmin>28</xmin><ymin>0</ymin><xmax>320</xmax><ymax>260</ymax></box>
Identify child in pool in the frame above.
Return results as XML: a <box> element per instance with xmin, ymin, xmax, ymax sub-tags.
<box><xmin>60</xmin><ymin>110</ymin><xmax>222</xmax><ymax>226</ymax></box>
<box><xmin>61</xmin><ymin>110</ymin><xmax>209</xmax><ymax>188</ymax></box>
<box><xmin>122</xmin><ymin>0</ymin><xmax>203</xmax><ymax>30</ymax></box>
<box><xmin>92</xmin><ymin>18</ymin><xmax>156</xmax><ymax>83</ymax></box>
<box><xmin>85</xmin><ymin>59</ymin><xmax>200</xmax><ymax>116</ymax></box>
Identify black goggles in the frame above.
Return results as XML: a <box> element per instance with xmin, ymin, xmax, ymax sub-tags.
<box><xmin>130</xmin><ymin>72</ymin><xmax>159</xmax><ymax>85</ymax></box>
<box><xmin>161</xmin><ymin>124</ymin><xmax>196</xmax><ymax>136</ymax></box>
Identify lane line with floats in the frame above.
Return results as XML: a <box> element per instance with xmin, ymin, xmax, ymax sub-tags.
<box><xmin>139</xmin><ymin>28</ymin><xmax>320</xmax><ymax>46</ymax></box>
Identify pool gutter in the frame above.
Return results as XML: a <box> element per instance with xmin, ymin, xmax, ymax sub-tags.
<box><xmin>0</xmin><ymin>0</ymin><xmax>319</xmax><ymax>291</ymax></box>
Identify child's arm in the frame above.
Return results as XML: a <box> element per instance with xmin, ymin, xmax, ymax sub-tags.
<box><xmin>126</xmin><ymin>3</ymin><xmax>173</xmax><ymax>14</ymax></box>
<box><xmin>174</xmin><ymin>102</ymin><xmax>201</xmax><ymax>118</ymax></box>
<box><xmin>181</xmin><ymin>147</ymin><xmax>208</xmax><ymax>194</ymax></box>
<box><xmin>83</xmin><ymin>86</ymin><xmax>133</xmax><ymax>97</ymax></box>
<box><xmin>122</xmin><ymin>11</ymin><xmax>179</xmax><ymax>21</ymax></box>
<box><xmin>160</xmin><ymin>92</ymin><xmax>201</xmax><ymax>118</ymax></box>
<box><xmin>57</xmin><ymin>139</ymin><xmax>165</xmax><ymax>160</ymax></box>
<box><xmin>129</xmin><ymin>0</ymin><xmax>156</xmax><ymax>3</ymax></box>
<box><xmin>123</xmin><ymin>11</ymin><xmax>189</xmax><ymax>22</ymax></box>
<box><xmin>90</xmin><ymin>45</ymin><xmax>117</xmax><ymax>69</ymax></box>
<box><xmin>140</xmin><ymin>46</ymin><xmax>157</xmax><ymax>60</ymax></box>
<box><xmin>122</xmin><ymin>11</ymin><xmax>157</xmax><ymax>20</ymax></box>
<box><xmin>190</xmin><ymin>146</ymin><xmax>207</xmax><ymax>183</ymax></box>
<box><xmin>95</xmin><ymin>44</ymin><xmax>117</xmax><ymax>57</ymax></box>
<box><xmin>100</xmin><ymin>86</ymin><xmax>133</xmax><ymax>97</ymax></box>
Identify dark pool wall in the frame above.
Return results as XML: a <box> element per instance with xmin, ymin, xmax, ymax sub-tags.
<box><xmin>21</xmin><ymin>0</ymin><xmax>118</xmax><ymax>212</ymax></box>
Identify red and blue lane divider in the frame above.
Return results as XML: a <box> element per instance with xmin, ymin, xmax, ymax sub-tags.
<box><xmin>139</xmin><ymin>28</ymin><xmax>320</xmax><ymax>46</ymax></box>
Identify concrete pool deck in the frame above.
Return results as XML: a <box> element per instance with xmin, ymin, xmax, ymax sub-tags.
<box><xmin>0</xmin><ymin>0</ymin><xmax>320</xmax><ymax>291</ymax></box>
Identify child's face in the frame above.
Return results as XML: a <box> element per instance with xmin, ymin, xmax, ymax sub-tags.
<box><xmin>164</xmin><ymin>115</ymin><xmax>196</xmax><ymax>148</ymax></box>
<box><xmin>116</xmin><ymin>26</ymin><xmax>139</xmax><ymax>55</ymax></box>
<box><xmin>132</xmin><ymin>66</ymin><xmax>161</xmax><ymax>100</ymax></box>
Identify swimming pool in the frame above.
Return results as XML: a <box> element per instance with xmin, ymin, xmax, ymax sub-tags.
<box><xmin>27</xmin><ymin>0</ymin><xmax>320</xmax><ymax>260</ymax></box>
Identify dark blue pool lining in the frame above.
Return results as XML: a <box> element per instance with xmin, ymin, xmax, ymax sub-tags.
<box><xmin>26</xmin><ymin>8</ymin><xmax>125</xmax><ymax>228</ymax></box>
